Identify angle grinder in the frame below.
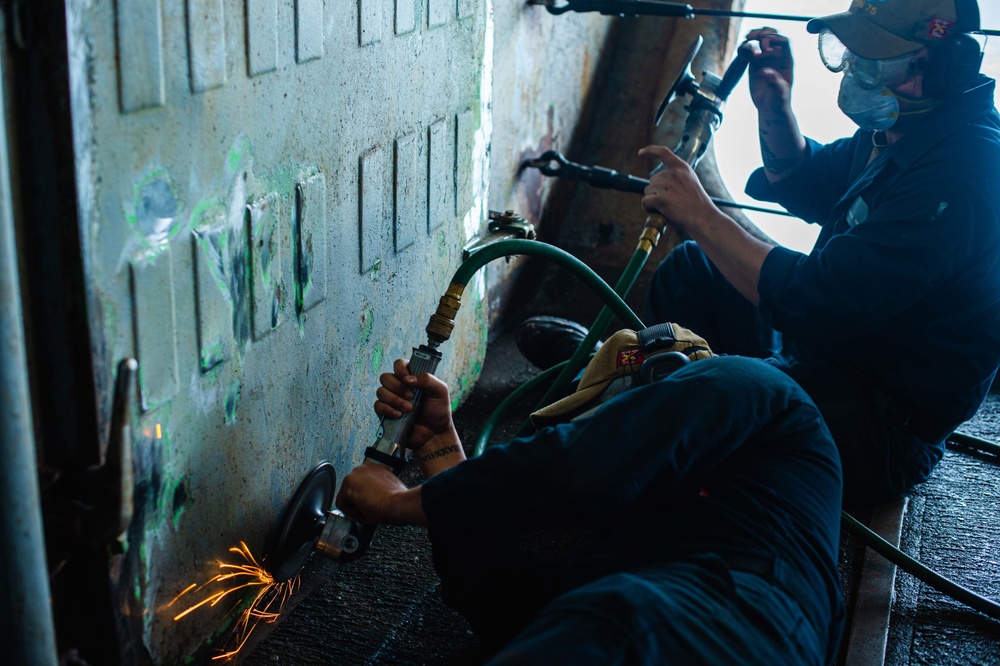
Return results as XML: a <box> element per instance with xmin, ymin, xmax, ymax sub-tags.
<box><xmin>264</xmin><ymin>344</ymin><xmax>442</xmax><ymax>580</ymax></box>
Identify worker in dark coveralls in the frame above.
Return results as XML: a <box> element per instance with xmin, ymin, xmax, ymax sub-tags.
<box><xmin>337</xmin><ymin>352</ymin><xmax>844</xmax><ymax>664</ymax></box>
<box><xmin>640</xmin><ymin>0</ymin><xmax>1000</xmax><ymax>506</ymax></box>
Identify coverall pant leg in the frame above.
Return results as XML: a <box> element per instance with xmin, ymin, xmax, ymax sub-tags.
<box><xmin>645</xmin><ymin>241</ymin><xmax>944</xmax><ymax>505</ymax></box>
<box><xmin>646</xmin><ymin>241</ymin><xmax>780</xmax><ymax>358</ymax></box>
<box><xmin>486</xmin><ymin>563</ymin><xmax>826</xmax><ymax>666</ymax></box>
<box><xmin>423</xmin><ymin>357</ymin><xmax>843</xmax><ymax>664</ymax></box>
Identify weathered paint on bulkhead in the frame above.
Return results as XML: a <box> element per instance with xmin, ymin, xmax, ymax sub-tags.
<box><xmin>62</xmin><ymin>0</ymin><xmax>613</xmax><ymax>660</ymax></box>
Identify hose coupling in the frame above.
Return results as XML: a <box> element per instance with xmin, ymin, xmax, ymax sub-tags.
<box><xmin>638</xmin><ymin>213</ymin><xmax>668</xmax><ymax>253</ymax></box>
<box><xmin>426</xmin><ymin>282</ymin><xmax>466</xmax><ymax>346</ymax></box>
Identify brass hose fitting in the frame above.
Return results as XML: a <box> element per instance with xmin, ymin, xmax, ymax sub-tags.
<box><xmin>638</xmin><ymin>213</ymin><xmax>669</xmax><ymax>253</ymax></box>
<box><xmin>426</xmin><ymin>282</ymin><xmax>466</xmax><ymax>346</ymax></box>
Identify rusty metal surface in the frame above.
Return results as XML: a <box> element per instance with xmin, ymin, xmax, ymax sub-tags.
<box><xmin>551</xmin><ymin>1</ymin><xmax>746</xmax><ymax>274</ymax></box>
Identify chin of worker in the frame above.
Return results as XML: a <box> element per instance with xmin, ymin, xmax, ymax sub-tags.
<box><xmin>643</xmin><ymin>0</ymin><xmax>1000</xmax><ymax>510</ymax></box>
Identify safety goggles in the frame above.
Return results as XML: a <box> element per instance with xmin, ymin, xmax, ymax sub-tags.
<box><xmin>818</xmin><ymin>29</ymin><xmax>917</xmax><ymax>90</ymax></box>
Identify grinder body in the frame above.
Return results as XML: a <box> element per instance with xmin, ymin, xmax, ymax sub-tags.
<box><xmin>316</xmin><ymin>345</ymin><xmax>443</xmax><ymax>562</ymax></box>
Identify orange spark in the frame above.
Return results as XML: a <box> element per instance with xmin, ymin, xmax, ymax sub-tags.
<box><xmin>171</xmin><ymin>541</ymin><xmax>300</xmax><ymax>661</ymax></box>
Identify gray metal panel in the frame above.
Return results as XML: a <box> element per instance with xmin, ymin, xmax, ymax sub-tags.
<box><xmin>393</xmin><ymin>130</ymin><xmax>423</xmax><ymax>253</ymax></box>
<box><xmin>296</xmin><ymin>0</ymin><xmax>324</xmax><ymax>62</ymax></box>
<box><xmin>116</xmin><ymin>0</ymin><xmax>166</xmax><ymax>112</ymax></box>
<box><xmin>359</xmin><ymin>0</ymin><xmax>382</xmax><ymax>46</ymax></box>
<box><xmin>428</xmin><ymin>0</ymin><xmax>449</xmax><ymax>28</ymax></box>
<box><xmin>192</xmin><ymin>221</ymin><xmax>231</xmax><ymax>373</ymax></box>
<box><xmin>296</xmin><ymin>174</ymin><xmax>327</xmax><ymax>312</ymax></box>
<box><xmin>360</xmin><ymin>144</ymin><xmax>391</xmax><ymax>273</ymax></box>
<box><xmin>130</xmin><ymin>248</ymin><xmax>179</xmax><ymax>410</ymax></box>
<box><xmin>395</xmin><ymin>0</ymin><xmax>416</xmax><ymax>35</ymax></box>
<box><xmin>249</xmin><ymin>194</ymin><xmax>283</xmax><ymax>339</ymax></box>
<box><xmin>456</xmin><ymin>108</ymin><xmax>474</xmax><ymax>218</ymax></box>
<box><xmin>428</xmin><ymin>117</ymin><xmax>452</xmax><ymax>232</ymax></box>
<box><xmin>186</xmin><ymin>0</ymin><xmax>228</xmax><ymax>92</ymax></box>
<box><xmin>247</xmin><ymin>0</ymin><xmax>279</xmax><ymax>76</ymax></box>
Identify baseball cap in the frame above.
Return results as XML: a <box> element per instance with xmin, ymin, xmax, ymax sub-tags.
<box><xmin>529</xmin><ymin>326</ymin><xmax>713</xmax><ymax>428</ymax></box>
<box><xmin>807</xmin><ymin>0</ymin><xmax>980</xmax><ymax>60</ymax></box>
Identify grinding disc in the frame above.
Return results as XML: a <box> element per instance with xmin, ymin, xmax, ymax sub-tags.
<box><xmin>655</xmin><ymin>35</ymin><xmax>703</xmax><ymax>127</ymax></box>
<box><xmin>265</xmin><ymin>461</ymin><xmax>336</xmax><ymax>582</ymax></box>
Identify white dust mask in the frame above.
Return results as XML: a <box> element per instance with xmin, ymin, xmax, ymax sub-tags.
<box><xmin>837</xmin><ymin>74</ymin><xmax>899</xmax><ymax>131</ymax></box>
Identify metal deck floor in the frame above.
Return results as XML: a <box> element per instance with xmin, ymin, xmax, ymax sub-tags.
<box><xmin>237</xmin><ymin>327</ymin><xmax>1000</xmax><ymax>666</ymax></box>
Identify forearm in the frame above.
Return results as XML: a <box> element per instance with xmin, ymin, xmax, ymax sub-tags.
<box><xmin>387</xmin><ymin>486</ymin><xmax>428</xmax><ymax>526</ymax></box>
<box><xmin>688</xmin><ymin>208</ymin><xmax>775</xmax><ymax>306</ymax></box>
<box><xmin>758</xmin><ymin>109</ymin><xmax>807</xmax><ymax>183</ymax></box>
<box><xmin>415</xmin><ymin>429</ymin><xmax>466</xmax><ymax>478</ymax></box>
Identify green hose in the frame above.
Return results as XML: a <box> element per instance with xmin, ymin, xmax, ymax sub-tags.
<box><xmin>527</xmin><ymin>247</ymin><xmax>650</xmax><ymax>426</ymax></box>
<box><xmin>452</xmin><ymin>240</ymin><xmax>640</xmax><ymax>331</ymax></box>
<box><xmin>948</xmin><ymin>430</ymin><xmax>1000</xmax><ymax>457</ymax></box>
<box><xmin>841</xmin><ymin>511</ymin><xmax>1000</xmax><ymax>622</ymax></box>
<box><xmin>471</xmin><ymin>361</ymin><xmax>572</xmax><ymax>457</ymax></box>
<box><xmin>442</xmin><ymin>238</ymin><xmax>639</xmax><ymax>454</ymax></box>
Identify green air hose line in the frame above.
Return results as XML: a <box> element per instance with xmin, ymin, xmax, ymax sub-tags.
<box><xmin>471</xmin><ymin>361</ymin><xmax>572</xmax><ymax>457</ymax></box>
<box><xmin>426</xmin><ymin>239</ymin><xmax>642</xmax><ymax>350</ymax></box>
<box><xmin>841</xmin><ymin>511</ymin><xmax>1000</xmax><ymax>622</ymax></box>
<box><xmin>528</xmin><ymin>248</ymin><xmax>650</xmax><ymax>425</ymax></box>
<box><xmin>948</xmin><ymin>430</ymin><xmax>1000</xmax><ymax>457</ymax></box>
<box><xmin>451</xmin><ymin>239</ymin><xmax>643</xmax><ymax>331</ymax></box>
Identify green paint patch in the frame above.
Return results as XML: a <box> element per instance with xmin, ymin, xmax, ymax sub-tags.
<box><xmin>227</xmin><ymin>134</ymin><xmax>253</xmax><ymax>175</ymax></box>
<box><xmin>165</xmin><ymin>476</ymin><xmax>189</xmax><ymax>529</ymax></box>
<box><xmin>452</xmin><ymin>358</ymin><xmax>484</xmax><ymax>410</ymax></box>
<box><xmin>200</xmin><ymin>341</ymin><xmax>225</xmax><ymax>374</ymax></box>
<box><xmin>358</xmin><ymin>308</ymin><xmax>374</xmax><ymax>345</ymax></box>
<box><xmin>263</xmin><ymin>163</ymin><xmax>319</xmax><ymax>201</ymax></box>
<box><xmin>225</xmin><ymin>381</ymin><xmax>241</xmax><ymax>425</ymax></box>
<box><xmin>371</xmin><ymin>344</ymin><xmax>384</xmax><ymax>374</ymax></box>
<box><xmin>127</xmin><ymin>168</ymin><xmax>184</xmax><ymax>260</ymax></box>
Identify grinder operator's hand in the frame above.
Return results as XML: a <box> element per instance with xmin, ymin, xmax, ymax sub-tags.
<box><xmin>639</xmin><ymin>144</ymin><xmax>775</xmax><ymax>306</ymax></box>
<box><xmin>743</xmin><ymin>28</ymin><xmax>795</xmax><ymax>116</ymax></box>
<box><xmin>335</xmin><ymin>463</ymin><xmax>422</xmax><ymax>526</ymax></box>
<box><xmin>374</xmin><ymin>358</ymin><xmax>460</xmax><ymax>456</ymax></box>
<box><xmin>639</xmin><ymin>145</ymin><xmax>719</xmax><ymax>237</ymax></box>
<box><xmin>336</xmin><ymin>359</ymin><xmax>464</xmax><ymax>527</ymax></box>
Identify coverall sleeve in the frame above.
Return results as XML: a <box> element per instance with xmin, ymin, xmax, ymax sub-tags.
<box><xmin>756</xmin><ymin>164</ymin><xmax>999</xmax><ymax>344</ymax></box>
<box><xmin>745</xmin><ymin>135</ymin><xmax>860</xmax><ymax>225</ymax></box>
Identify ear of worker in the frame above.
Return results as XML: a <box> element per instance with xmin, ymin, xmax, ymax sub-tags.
<box><xmin>530</xmin><ymin>322</ymin><xmax>713</xmax><ymax>428</ymax></box>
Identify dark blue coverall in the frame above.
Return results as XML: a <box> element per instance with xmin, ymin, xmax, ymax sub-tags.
<box><xmin>422</xmin><ymin>356</ymin><xmax>844</xmax><ymax>665</ymax></box>
<box><xmin>648</xmin><ymin>76</ymin><xmax>1000</xmax><ymax>506</ymax></box>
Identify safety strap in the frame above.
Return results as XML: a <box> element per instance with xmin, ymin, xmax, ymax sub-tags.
<box><xmin>636</xmin><ymin>322</ymin><xmax>678</xmax><ymax>351</ymax></box>
<box><xmin>364</xmin><ymin>446</ymin><xmax>406</xmax><ymax>473</ymax></box>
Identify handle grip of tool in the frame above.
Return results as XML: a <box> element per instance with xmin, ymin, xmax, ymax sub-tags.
<box><xmin>367</xmin><ymin>344</ymin><xmax>443</xmax><ymax>469</ymax></box>
<box><xmin>322</xmin><ymin>344</ymin><xmax>445</xmax><ymax>564</ymax></box>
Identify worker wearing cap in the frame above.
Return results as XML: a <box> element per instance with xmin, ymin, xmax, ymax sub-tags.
<box><xmin>641</xmin><ymin>0</ymin><xmax>1000</xmax><ymax>506</ymax></box>
<box><xmin>337</xmin><ymin>352</ymin><xmax>844</xmax><ymax>664</ymax></box>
